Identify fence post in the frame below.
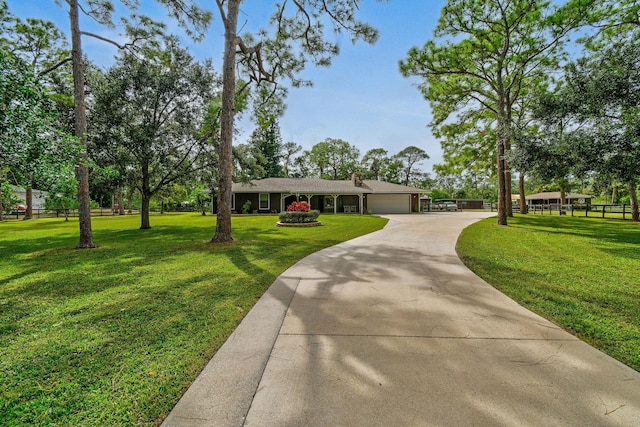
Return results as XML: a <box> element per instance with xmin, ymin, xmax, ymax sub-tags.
<box><xmin>623</xmin><ymin>204</ymin><xmax>626</xmax><ymax>220</ymax></box>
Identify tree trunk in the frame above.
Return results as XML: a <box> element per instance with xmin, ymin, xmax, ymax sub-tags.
<box><xmin>140</xmin><ymin>164</ymin><xmax>151</xmax><ymax>229</ymax></box>
<box><xmin>140</xmin><ymin>192</ymin><xmax>151</xmax><ymax>229</ymax></box>
<box><xmin>24</xmin><ymin>186</ymin><xmax>33</xmax><ymax>220</ymax></box>
<box><xmin>0</xmin><ymin>183</ymin><xmax>3</xmax><ymax>222</ymax></box>
<box><xmin>495</xmin><ymin>94</ymin><xmax>508</xmax><ymax>225</ymax></box>
<box><xmin>118</xmin><ymin>189</ymin><xmax>125</xmax><ymax>215</ymax></box>
<box><xmin>211</xmin><ymin>0</ymin><xmax>240</xmax><ymax>243</ymax></box>
<box><xmin>505</xmin><ymin>102</ymin><xmax>514</xmax><ymax>217</ymax></box>
<box><xmin>127</xmin><ymin>188</ymin><xmax>134</xmax><ymax>213</ymax></box>
<box><xmin>628</xmin><ymin>179</ymin><xmax>639</xmax><ymax>222</ymax></box>
<box><xmin>495</xmin><ymin>67</ymin><xmax>508</xmax><ymax>225</ymax></box>
<box><xmin>505</xmin><ymin>168</ymin><xmax>512</xmax><ymax>216</ymax></box>
<box><xmin>519</xmin><ymin>173</ymin><xmax>527</xmax><ymax>214</ymax></box>
<box><xmin>69</xmin><ymin>0</ymin><xmax>95</xmax><ymax>248</ymax></box>
<box><xmin>496</xmin><ymin>137</ymin><xmax>508</xmax><ymax>225</ymax></box>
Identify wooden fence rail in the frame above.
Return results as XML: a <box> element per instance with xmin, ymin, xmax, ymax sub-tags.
<box><xmin>482</xmin><ymin>203</ymin><xmax>634</xmax><ymax>220</ymax></box>
<box><xmin>528</xmin><ymin>204</ymin><xmax>633</xmax><ymax>220</ymax></box>
<box><xmin>4</xmin><ymin>208</ymin><xmax>140</xmax><ymax>220</ymax></box>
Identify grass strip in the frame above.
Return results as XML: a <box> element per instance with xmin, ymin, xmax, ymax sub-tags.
<box><xmin>0</xmin><ymin>213</ymin><xmax>387</xmax><ymax>426</ymax></box>
<box><xmin>457</xmin><ymin>214</ymin><xmax>640</xmax><ymax>372</ymax></box>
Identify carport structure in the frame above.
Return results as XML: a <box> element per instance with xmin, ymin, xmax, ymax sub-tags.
<box><xmin>226</xmin><ymin>177</ymin><xmax>427</xmax><ymax>214</ymax></box>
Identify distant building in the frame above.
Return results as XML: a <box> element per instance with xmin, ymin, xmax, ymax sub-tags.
<box><xmin>512</xmin><ymin>192</ymin><xmax>592</xmax><ymax>206</ymax></box>
<box><xmin>453</xmin><ymin>199</ymin><xmax>485</xmax><ymax>209</ymax></box>
<box><xmin>11</xmin><ymin>186</ymin><xmax>49</xmax><ymax>210</ymax></box>
<box><xmin>420</xmin><ymin>196</ymin><xmax>432</xmax><ymax>211</ymax></box>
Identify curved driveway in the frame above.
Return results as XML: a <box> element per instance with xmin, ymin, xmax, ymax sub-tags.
<box><xmin>164</xmin><ymin>212</ymin><xmax>640</xmax><ymax>427</ymax></box>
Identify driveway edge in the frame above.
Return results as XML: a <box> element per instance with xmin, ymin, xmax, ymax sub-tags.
<box><xmin>161</xmin><ymin>275</ymin><xmax>301</xmax><ymax>427</ymax></box>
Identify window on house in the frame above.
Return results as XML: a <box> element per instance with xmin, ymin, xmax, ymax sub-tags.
<box><xmin>259</xmin><ymin>193</ymin><xmax>270</xmax><ymax>210</ymax></box>
<box><xmin>325</xmin><ymin>196</ymin><xmax>334</xmax><ymax>209</ymax></box>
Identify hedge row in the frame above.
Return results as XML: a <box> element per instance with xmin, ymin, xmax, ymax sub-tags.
<box><xmin>278</xmin><ymin>210</ymin><xmax>320</xmax><ymax>223</ymax></box>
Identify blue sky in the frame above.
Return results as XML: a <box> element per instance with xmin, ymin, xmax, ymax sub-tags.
<box><xmin>7</xmin><ymin>0</ymin><xmax>446</xmax><ymax>172</ymax></box>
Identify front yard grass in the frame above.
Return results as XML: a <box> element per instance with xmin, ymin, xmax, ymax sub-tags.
<box><xmin>0</xmin><ymin>213</ymin><xmax>388</xmax><ymax>426</ymax></box>
<box><xmin>457</xmin><ymin>214</ymin><xmax>640</xmax><ymax>372</ymax></box>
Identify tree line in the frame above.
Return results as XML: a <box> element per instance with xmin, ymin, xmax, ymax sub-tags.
<box><xmin>237</xmin><ymin>127</ymin><xmax>430</xmax><ymax>187</ymax></box>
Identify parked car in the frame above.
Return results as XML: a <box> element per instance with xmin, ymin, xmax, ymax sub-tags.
<box><xmin>8</xmin><ymin>203</ymin><xmax>26</xmax><ymax>215</ymax></box>
<box><xmin>436</xmin><ymin>202</ymin><xmax>458</xmax><ymax>211</ymax></box>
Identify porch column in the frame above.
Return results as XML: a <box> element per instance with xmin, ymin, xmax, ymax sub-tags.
<box><xmin>306</xmin><ymin>195</ymin><xmax>313</xmax><ymax>207</ymax></box>
<box><xmin>359</xmin><ymin>194</ymin><xmax>363</xmax><ymax>214</ymax></box>
<box><xmin>331</xmin><ymin>194</ymin><xmax>338</xmax><ymax>214</ymax></box>
<box><xmin>280</xmin><ymin>193</ymin><xmax>290</xmax><ymax>212</ymax></box>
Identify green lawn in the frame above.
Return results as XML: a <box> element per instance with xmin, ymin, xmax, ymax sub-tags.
<box><xmin>0</xmin><ymin>213</ymin><xmax>388</xmax><ymax>426</ymax></box>
<box><xmin>457</xmin><ymin>214</ymin><xmax>640</xmax><ymax>372</ymax></box>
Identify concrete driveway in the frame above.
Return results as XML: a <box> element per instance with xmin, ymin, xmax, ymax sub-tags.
<box><xmin>163</xmin><ymin>212</ymin><xmax>640</xmax><ymax>426</ymax></box>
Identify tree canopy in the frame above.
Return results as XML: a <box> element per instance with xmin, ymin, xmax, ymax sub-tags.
<box><xmin>511</xmin><ymin>36</ymin><xmax>640</xmax><ymax>220</ymax></box>
<box><xmin>0</xmin><ymin>18</ymin><xmax>78</xmax><ymax>221</ymax></box>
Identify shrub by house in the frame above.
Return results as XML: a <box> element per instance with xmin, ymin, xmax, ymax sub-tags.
<box><xmin>278</xmin><ymin>201</ymin><xmax>320</xmax><ymax>223</ymax></box>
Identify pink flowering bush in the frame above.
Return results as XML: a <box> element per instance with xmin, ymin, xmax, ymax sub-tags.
<box><xmin>279</xmin><ymin>201</ymin><xmax>319</xmax><ymax>223</ymax></box>
<box><xmin>287</xmin><ymin>201</ymin><xmax>310</xmax><ymax>212</ymax></box>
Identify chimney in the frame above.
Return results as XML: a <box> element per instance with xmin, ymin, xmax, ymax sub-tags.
<box><xmin>352</xmin><ymin>172</ymin><xmax>364</xmax><ymax>187</ymax></box>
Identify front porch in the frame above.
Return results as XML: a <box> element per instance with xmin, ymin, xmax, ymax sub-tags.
<box><xmin>281</xmin><ymin>194</ymin><xmax>364</xmax><ymax>214</ymax></box>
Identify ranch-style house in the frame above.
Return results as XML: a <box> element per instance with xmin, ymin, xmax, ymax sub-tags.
<box><xmin>214</xmin><ymin>176</ymin><xmax>428</xmax><ymax>215</ymax></box>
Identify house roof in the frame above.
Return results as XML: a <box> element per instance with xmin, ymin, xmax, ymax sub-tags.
<box><xmin>232</xmin><ymin>178</ymin><xmax>427</xmax><ymax>195</ymax></box>
<box><xmin>524</xmin><ymin>192</ymin><xmax>592</xmax><ymax>200</ymax></box>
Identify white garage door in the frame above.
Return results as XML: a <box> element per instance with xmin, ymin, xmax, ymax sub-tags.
<box><xmin>367</xmin><ymin>194</ymin><xmax>411</xmax><ymax>214</ymax></box>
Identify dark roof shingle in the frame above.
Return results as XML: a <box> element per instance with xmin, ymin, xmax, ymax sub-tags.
<box><xmin>232</xmin><ymin>178</ymin><xmax>427</xmax><ymax>194</ymax></box>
